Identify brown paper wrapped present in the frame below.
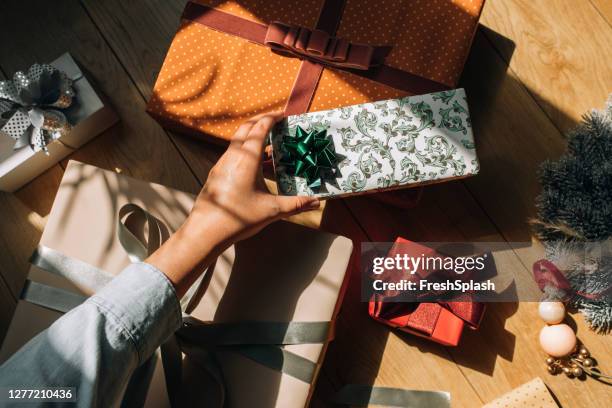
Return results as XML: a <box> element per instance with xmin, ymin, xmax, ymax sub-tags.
<box><xmin>147</xmin><ymin>0</ymin><xmax>485</xmax><ymax>143</ymax></box>
<box><xmin>482</xmin><ymin>378</ymin><xmax>559</xmax><ymax>408</ymax></box>
<box><xmin>0</xmin><ymin>160</ymin><xmax>353</xmax><ymax>408</ymax></box>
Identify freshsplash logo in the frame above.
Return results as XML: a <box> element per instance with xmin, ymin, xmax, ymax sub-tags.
<box><xmin>361</xmin><ymin>241</ymin><xmax>503</xmax><ymax>302</ymax></box>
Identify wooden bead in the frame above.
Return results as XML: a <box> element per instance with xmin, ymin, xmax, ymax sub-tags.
<box><xmin>538</xmin><ymin>301</ymin><xmax>566</xmax><ymax>324</ymax></box>
<box><xmin>539</xmin><ymin>324</ymin><xmax>576</xmax><ymax>357</ymax></box>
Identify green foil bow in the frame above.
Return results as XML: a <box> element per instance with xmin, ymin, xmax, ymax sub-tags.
<box><xmin>280</xmin><ymin>125</ymin><xmax>337</xmax><ymax>190</ymax></box>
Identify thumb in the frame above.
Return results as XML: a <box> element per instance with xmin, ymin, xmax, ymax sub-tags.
<box><xmin>273</xmin><ymin>195</ymin><xmax>320</xmax><ymax>218</ymax></box>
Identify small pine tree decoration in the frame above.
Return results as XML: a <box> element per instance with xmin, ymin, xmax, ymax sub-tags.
<box><xmin>532</xmin><ymin>95</ymin><xmax>612</xmax><ymax>333</ymax></box>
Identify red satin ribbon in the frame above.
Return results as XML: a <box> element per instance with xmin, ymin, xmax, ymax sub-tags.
<box><xmin>180</xmin><ymin>1</ymin><xmax>449</xmax><ymax>115</ymax></box>
<box><xmin>264</xmin><ymin>21</ymin><xmax>391</xmax><ymax>70</ymax></box>
<box><xmin>368</xmin><ymin>238</ymin><xmax>486</xmax><ymax>345</ymax></box>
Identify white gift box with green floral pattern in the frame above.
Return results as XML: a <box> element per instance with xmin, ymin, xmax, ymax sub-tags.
<box><xmin>270</xmin><ymin>88</ymin><xmax>479</xmax><ymax>199</ymax></box>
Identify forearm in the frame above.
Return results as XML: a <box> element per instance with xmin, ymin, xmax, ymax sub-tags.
<box><xmin>0</xmin><ymin>263</ymin><xmax>182</xmax><ymax>407</ymax></box>
<box><xmin>146</xmin><ymin>208</ymin><xmax>231</xmax><ymax>299</ymax></box>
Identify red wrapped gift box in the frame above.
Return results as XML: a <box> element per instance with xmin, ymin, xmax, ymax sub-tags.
<box><xmin>368</xmin><ymin>237</ymin><xmax>486</xmax><ymax>346</ymax></box>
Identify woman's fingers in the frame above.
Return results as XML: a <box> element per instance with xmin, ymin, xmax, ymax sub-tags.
<box><xmin>241</xmin><ymin>111</ymin><xmax>283</xmax><ymax>158</ymax></box>
<box><xmin>272</xmin><ymin>194</ymin><xmax>320</xmax><ymax>218</ymax></box>
<box><xmin>230</xmin><ymin>119</ymin><xmax>258</xmax><ymax>147</ymax></box>
<box><xmin>231</xmin><ymin>111</ymin><xmax>282</xmax><ymax>146</ymax></box>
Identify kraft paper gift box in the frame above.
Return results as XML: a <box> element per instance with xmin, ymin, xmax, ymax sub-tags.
<box><xmin>271</xmin><ymin>88</ymin><xmax>479</xmax><ymax>198</ymax></box>
<box><xmin>0</xmin><ymin>53</ymin><xmax>118</xmax><ymax>192</ymax></box>
<box><xmin>482</xmin><ymin>377</ymin><xmax>558</xmax><ymax>408</ymax></box>
<box><xmin>147</xmin><ymin>0</ymin><xmax>484</xmax><ymax>143</ymax></box>
<box><xmin>0</xmin><ymin>160</ymin><xmax>353</xmax><ymax>408</ymax></box>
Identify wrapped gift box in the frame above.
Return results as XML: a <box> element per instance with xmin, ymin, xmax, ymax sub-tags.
<box><xmin>368</xmin><ymin>237</ymin><xmax>486</xmax><ymax>346</ymax></box>
<box><xmin>147</xmin><ymin>0</ymin><xmax>484</xmax><ymax>143</ymax></box>
<box><xmin>482</xmin><ymin>378</ymin><xmax>558</xmax><ymax>408</ymax></box>
<box><xmin>271</xmin><ymin>88</ymin><xmax>479</xmax><ymax>198</ymax></box>
<box><xmin>0</xmin><ymin>53</ymin><xmax>118</xmax><ymax>192</ymax></box>
<box><xmin>0</xmin><ymin>160</ymin><xmax>353</xmax><ymax>408</ymax></box>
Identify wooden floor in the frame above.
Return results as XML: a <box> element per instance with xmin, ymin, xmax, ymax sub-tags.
<box><xmin>0</xmin><ymin>1</ymin><xmax>610</xmax><ymax>407</ymax></box>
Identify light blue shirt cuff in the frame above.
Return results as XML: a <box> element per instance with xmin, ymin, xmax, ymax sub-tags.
<box><xmin>87</xmin><ymin>262</ymin><xmax>182</xmax><ymax>363</ymax></box>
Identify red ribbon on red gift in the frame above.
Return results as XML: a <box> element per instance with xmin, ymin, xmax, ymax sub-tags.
<box><xmin>368</xmin><ymin>238</ymin><xmax>486</xmax><ymax>346</ymax></box>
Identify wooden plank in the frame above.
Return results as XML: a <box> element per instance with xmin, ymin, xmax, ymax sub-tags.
<box><xmin>0</xmin><ymin>192</ymin><xmax>47</xmax><ymax>298</ymax></box>
<box><xmin>343</xmin><ymin>184</ymin><xmax>519</xmax><ymax>404</ymax></box>
<box><xmin>589</xmin><ymin>0</ymin><xmax>612</xmax><ymax>25</ymax></box>
<box><xmin>0</xmin><ymin>278</ymin><xmax>16</xmax><ymax>347</ymax></box>
<box><xmin>80</xmin><ymin>0</ymin><xmax>221</xmax><ymax>180</ymax></box>
<box><xmin>481</xmin><ymin>0</ymin><xmax>612</xmax><ymax>133</ymax></box>
<box><xmin>0</xmin><ymin>188</ymin><xmax>49</xmax><ymax>344</ymax></box>
<box><xmin>460</xmin><ymin>31</ymin><xmax>566</xmax><ymax>268</ymax></box>
<box><xmin>81</xmin><ymin>0</ymin><xmax>186</xmax><ymax>101</ymax></box>
<box><xmin>0</xmin><ymin>0</ymin><xmax>200</xmax><ymax>194</ymax></box>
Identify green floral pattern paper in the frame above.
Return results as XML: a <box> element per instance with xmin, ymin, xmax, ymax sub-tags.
<box><xmin>271</xmin><ymin>88</ymin><xmax>479</xmax><ymax>198</ymax></box>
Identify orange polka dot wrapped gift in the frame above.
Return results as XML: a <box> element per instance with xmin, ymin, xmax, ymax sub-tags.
<box><xmin>147</xmin><ymin>0</ymin><xmax>485</xmax><ymax>144</ymax></box>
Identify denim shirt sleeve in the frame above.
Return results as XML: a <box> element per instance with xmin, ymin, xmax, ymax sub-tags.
<box><xmin>0</xmin><ymin>262</ymin><xmax>182</xmax><ymax>408</ymax></box>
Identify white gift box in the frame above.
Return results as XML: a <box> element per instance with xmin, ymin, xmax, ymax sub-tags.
<box><xmin>0</xmin><ymin>53</ymin><xmax>118</xmax><ymax>192</ymax></box>
<box><xmin>271</xmin><ymin>88</ymin><xmax>479</xmax><ymax>199</ymax></box>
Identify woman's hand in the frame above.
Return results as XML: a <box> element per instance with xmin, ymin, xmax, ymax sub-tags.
<box><xmin>147</xmin><ymin>112</ymin><xmax>320</xmax><ymax>297</ymax></box>
<box><xmin>188</xmin><ymin>111</ymin><xmax>320</xmax><ymax>243</ymax></box>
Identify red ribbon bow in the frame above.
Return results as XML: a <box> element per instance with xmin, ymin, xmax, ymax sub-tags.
<box><xmin>264</xmin><ymin>21</ymin><xmax>391</xmax><ymax>70</ymax></box>
<box><xmin>369</xmin><ymin>298</ymin><xmax>485</xmax><ymax>347</ymax></box>
<box><xmin>368</xmin><ymin>238</ymin><xmax>486</xmax><ymax>346</ymax></box>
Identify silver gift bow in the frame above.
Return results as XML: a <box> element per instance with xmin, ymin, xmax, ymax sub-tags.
<box><xmin>0</xmin><ymin>63</ymin><xmax>74</xmax><ymax>153</ymax></box>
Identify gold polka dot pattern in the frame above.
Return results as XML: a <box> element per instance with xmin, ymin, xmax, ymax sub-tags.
<box><xmin>148</xmin><ymin>0</ymin><xmax>483</xmax><ymax>141</ymax></box>
<box><xmin>149</xmin><ymin>21</ymin><xmax>301</xmax><ymax>138</ymax></box>
<box><xmin>482</xmin><ymin>378</ymin><xmax>559</xmax><ymax>408</ymax></box>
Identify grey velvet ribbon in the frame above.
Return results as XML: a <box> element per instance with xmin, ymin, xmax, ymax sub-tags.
<box><xmin>23</xmin><ymin>203</ymin><xmax>449</xmax><ymax>407</ymax></box>
<box><xmin>0</xmin><ymin>63</ymin><xmax>74</xmax><ymax>153</ymax></box>
<box><xmin>332</xmin><ymin>385</ymin><xmax>450</xmax><ymax>407</ymax></box>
